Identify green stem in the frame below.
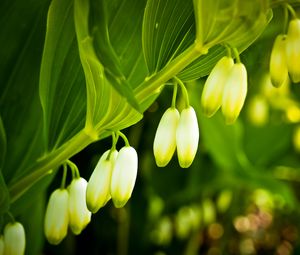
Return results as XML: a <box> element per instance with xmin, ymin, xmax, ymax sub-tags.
<box><xmin>286</xmin><ymin>3</ymin><xmax>298</xmax><ymax>18</ymax></box>
<box><xmin>171</xmin><ymin>83</ymin><xmax>178</xmax><ymax>108</ymax></box>
<box><xmin>134</xmin><ymin>42</ymin><xmax>206</xmax><ymax>105</ymax></box>
<box><xmin>117</xmin><ymin>131</ymin><xmax>130</xmax><ymax>147</ymax></box>
<box><xmin>174</xmin><ymin>77</ymin><xmax>190</xmax><ymax>107</ymax></box>
<box><xmin>6</xmin><ymin>212</ymin><xmax>15</xmax><ymax>223</ymax></box>
<box><xmin>283</xmin><ymin>4</ymin><xmax>289</xmax><ymax>33</ymax></box>
<box><xmin>60</xmin><ymin>164</ymin><xmax>68</xmax><ymax>189</ymax></box>
<box><xmin>232</xmin><ymin>48</ymin><xmax>241</xmax><ymax>63</ymax></box>
<box><xmin>9</xmin><ymin>128</ymin><xmax>98</xmax><ymax>204</ymax></box>
<box><xmin>67</xmin><ymin>160</ymin><xmax>80</xmax><ymax>179</ymax></box>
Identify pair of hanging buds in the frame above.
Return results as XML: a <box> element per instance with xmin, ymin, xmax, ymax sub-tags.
<box><xmin>44</xmin><ymin>163</ymin><xmax>91</xmax><ymax>245</ymax></box>
<box><xmin>86</xmin><ymin>144</ymin><xmax>138</xmax><ymax>213</ymax></box>
<box><xmin>0</xmin><ymin>221</ymin><xmax>25</xmax><ymax>255</ymax></box>
<box><xmin>153</xmin><ymin>83</ymin><xmax>199</xmax><ymax>169</ymax></box>
<box><xmin>270</xmin><ymin>18</ymin><xmax>300</xmax><ymax>87</ymax></box>
<box><xmin>201</xmin><ymin>55</ymin><xmax>248</xmax><ymax>124</ymax></box>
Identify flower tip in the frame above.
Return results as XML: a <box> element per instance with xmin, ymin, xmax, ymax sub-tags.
<box><xmin>224</xmin><ymin>115</ymin><xmax>237</xmax><ymax>125</ymax></box>
<box><xmin>202</xmin><ymin>106</ymin><xmax>217</xmax><ymax>118</ymax></box>
<box><xmin>112</xmin><ymin>199</ymin><xmax>127</xmax><ymax>209</ymax></box>
<box><xmin>155</xmin><ymin>158</ymin><xmax>169</xmax><ymax>167</ymax></box>
<box><xmin>178</xmin><ymin>159</ymin><xmax>193</xmax><ymax>168</ymax></box>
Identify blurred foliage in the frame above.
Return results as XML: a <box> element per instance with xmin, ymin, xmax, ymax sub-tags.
<box><xmin>1</xmin><ymin>0</ymin><xmax>300</xmax><ymax>254</ymax></box>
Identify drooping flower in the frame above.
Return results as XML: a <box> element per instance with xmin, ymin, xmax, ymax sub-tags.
<box><xmin>44</xmin><ymin>188</ymin><xmax>69</xmax><ymax>245</ymax></box>
<box><xmin>110</xmin><ymin>146</ymin><xmax>138</xmax><ymax>208</ymax></box>
<box><xmin>153</xmin><ymin>107</ymin><xmax>180</xmax><ymax>167</ymax></box>
<box><xmin>270</xmin><ymin>34</ymin><xmax>289</xmax><ymax>87</ymax></box>
<box><xmin>4</xmin><ymin>222</ymin><xmax>26</xmax><ymax>255</ymax></box>
<box><xmin>222</xmin><ymin>63</ymin><xmax>248</xmax><ymax>124</ymax></box>
<box><xmin>286</xmin><ymin>19</ymin><xmax>300</xmax><ymax>83</ymax></box>
<box><xmin>86</xmin><ymin>149</ymin><xmax>118</xmax><ymax>213</ymax></box>
<box><xmin>176</xmin><ymin>106</ymin><xmax>199</xmax><ymax>168</ymax></box>
<box><xmin>201</xmin><ymin>56</ymin><xmax>234</xmax><ymax>117</ymax></box>
<box><xmin>68</xmin><ymin>177</ymin><xmax>91</xmax><ymax>235</ymax></box>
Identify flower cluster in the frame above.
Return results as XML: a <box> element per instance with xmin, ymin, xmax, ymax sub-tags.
<box><xmin>44</xmin><ymin>177</ymin><xmax>91</xmax><ymax>245</ymax></box>
<box><xmin>44</xmin><ymin>133</ymin><xmax>138</xmax><ymax>245</ymax></box>
<box><xmin>201</xmin><ymin>56</ymin><xmax>248</xmax><ymax>124</ymax></box>
<box><xmin>153</xmin><ymin>106</ymin><xmax>199</xmax><ymax>168</ymax></box>
<box><xmin>87</xmin><ymin>146</ymin><xmax>138</xmax><ymax>212</ymax></box>
<box><xmin>270</xmin><ymin>18</ymin><xmax>300</xmax><ymax>87</ymax></box>
<box><xmin>0</xmin><ymin>222</ymin><xmax>26</xmax><ymax>255</ymax></box>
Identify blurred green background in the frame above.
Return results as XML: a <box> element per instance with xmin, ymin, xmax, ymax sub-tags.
<box><xmin>1</xmin><ymin>0</ymin><xmax>300</xmax><ymax>254</ymax></box>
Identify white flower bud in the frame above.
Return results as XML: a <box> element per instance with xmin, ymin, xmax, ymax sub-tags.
<box><xmin>110</xmin><ymin>146</ymin><xmax>138</xmax><ymax>208</ymax></box>
<box><xmin>68</xmin><ymin>177</ymin><xmax>91</xmax><ymax>235</ymax></box>
<box><xmin>4</xmin><ymin>222</ymin><xmax>25</xmax><ymax>255</ymax></box>
<box><xmin>270</xmin><ymin>34</ymin><xmax>289</xmax><ymax>87</ymax></box>
<box><xmin>176</xmin><ymin>106</ymin><xmax>199</xmax><ymax>168</ymax></box>
<box><xmin>86</xmin><ymin>149</ymin><xmax>118</xmax><ymax>213</ymax></box>
<box><xmin>0</xmin><ymin>235</ymin><xmax>4</xmax><ymax>255</ymax></box>
<box><xmin>153</xmin><ymin>108</ymin><xmax>180</xmax><ymax>167</ymax></box>
<box><xmin>286</xmin><ymin>19</ymin><xmax>300</xmax><ymax>83</ymax></box>
<box><xmin>201</xmin><ymin>56</ymin><xmax>234</xmax><ymax>117</ymax></box>
<box><xmin>222</xmin><ymin>63</ymin><xmax>248</xmax><ymax>124</ymax></box>
<box><xmin>44</xmin><ymin>189</ymin><xmax>69</xmax><ymax>245</ymax></box>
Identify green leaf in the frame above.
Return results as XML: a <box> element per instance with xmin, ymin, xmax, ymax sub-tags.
<box><xmin>193</xmin><ymin>0</ymin><xmax>271</xmax><ymax>48</ymax></box>
<box><xmin>39</xmin><ymin>0</ymin><xmax>86</xmax><ymax>150</ymax></box>
<box><xmin>74</xmin><ymin>0</ymin><xmax>143</xmax><ymax>129</ymax></box>
<box><xmin>88</xmin><ymin>0</ymin><xmax>148</xmax><ymax>111</ymax></box>
<box><xmin>0</xmin><ymin>0</ymin><xmax>48</xmax><ymax>183</ymax></box>
<box><xmin>142</xmin><ymin>0</ymin><xmax>195</xmax><ymax>74</ymax></box>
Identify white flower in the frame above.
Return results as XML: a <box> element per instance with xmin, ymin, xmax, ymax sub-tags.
<box><xmin>68</xmin><ymin>177</ymin><xmax>91</xmax><ymax>235</ymax></box>
<box><xmin>286</xmin><ymin>19</ymin><xmax>300</xmax><ymax>83</ymax></box>
<box><xmin>176</xmin><ymin>106</ymin><xmax>199</xmax><ymax>168</ymax></box>
<box><xmin>270</xmin><ymin>34</ymin><xmax>289</xmax><ymax>87</ymax></box>
<box><xmin>201</xmin><ymin>56</ymin><xmax>234</xmax><ymax>117</ymax></box>
<box><xmin>110</xmin><ymin>146</ymin><xmax>138</xmax><ymax>208</ymax></box>
<box><xmin>4</xmin><ymin>222</ymin><xmax>26</xmax><ymax>255</ymax></box>
<box><xmin>86</xmin><ymin>149</ymin><xmax>118</xmax><ymax>213</ymax></box>
<box><xmin>222</xmin><ymin>63</ymin><xmax>248</xmax><ymax>124</ymax></box>
<box><xmin>44</xmin><ymin>188</ymin><xmax>69</xmax><ymax>245</ymax></box>
<box><xmin>153</xmin><ymin>107</ymin><xmax>180</xmax><ymax>167</ymax></box>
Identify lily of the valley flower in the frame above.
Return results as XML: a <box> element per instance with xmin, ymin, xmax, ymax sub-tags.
<box><xmin>44</xmin><ymin>189</ymin><xmax>69</xmax><ymax>245</ymax></box>
<box><xmin>0</xmin><ymin>236</ymin><xmax>4</xmax><ymax>255</ymax></box>
<box><xmin>201</xmin><ymin>56</ymin><xmax>234</xmax><ymax>116</ymax></box>
<box><xmin>270</xmin><ymin>34</ymin><xmax>289</xmax><ymax>87</ymax></box>
<box><xmin>86</xmin><ymin>149</ymin><xmax>118</xmax><ymax>213</ymax></box>
<box><xmin>68</xmin><ymin>177</ymin><xmax>91</xmax><ymax>235</ymax></box>
<box><xmin>286</xmin><ymin>19</ymin><xmax>300</xmax><ymax>83</ymax></box>
<box><xmin>153</xmin><ymin>107</ymin><xmax>180</xmax><ymax>167</ymax></box>
<box><xmin>4</xmin><ymin>222</ymin><xmax>25</xmax><ymax>255</ymax></box>
<box><xmin>222</xmin><ymin>63</ymin><xmax>248</xmax><ymax>124</ymax></box>
<box><xmin>176</xmin><ymin>106</ymin><xmax>199</xmax><ymax>168</ymax></box>
<box><xmin>110</xmin><ymin>146</ymin><xmax>138</xmax><ymax>208</ymax></box>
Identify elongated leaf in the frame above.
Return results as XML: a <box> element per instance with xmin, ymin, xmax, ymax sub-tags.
<box><xmin>74</xmin><ymin>0</ymin><xmax>143</xmax><ymax>130</ymax></box>
<box><xmin>143</xmin><ymin>0</ymin><xmax>195</xmax><ymax>74</ymax></box>
<box><xmin>0</xmin><ymin>0</ymin><xmax>49</xmax><ymax>183</ymax></box>
<box><xmin>88</xmin><ymin>0</ymin><xmax>147</xmax><ymax>110</ymax></box>
<box><xmin>39</xmin><ymin>0</ymin><xmax>86</xmax><ymax>150</ymax></box>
